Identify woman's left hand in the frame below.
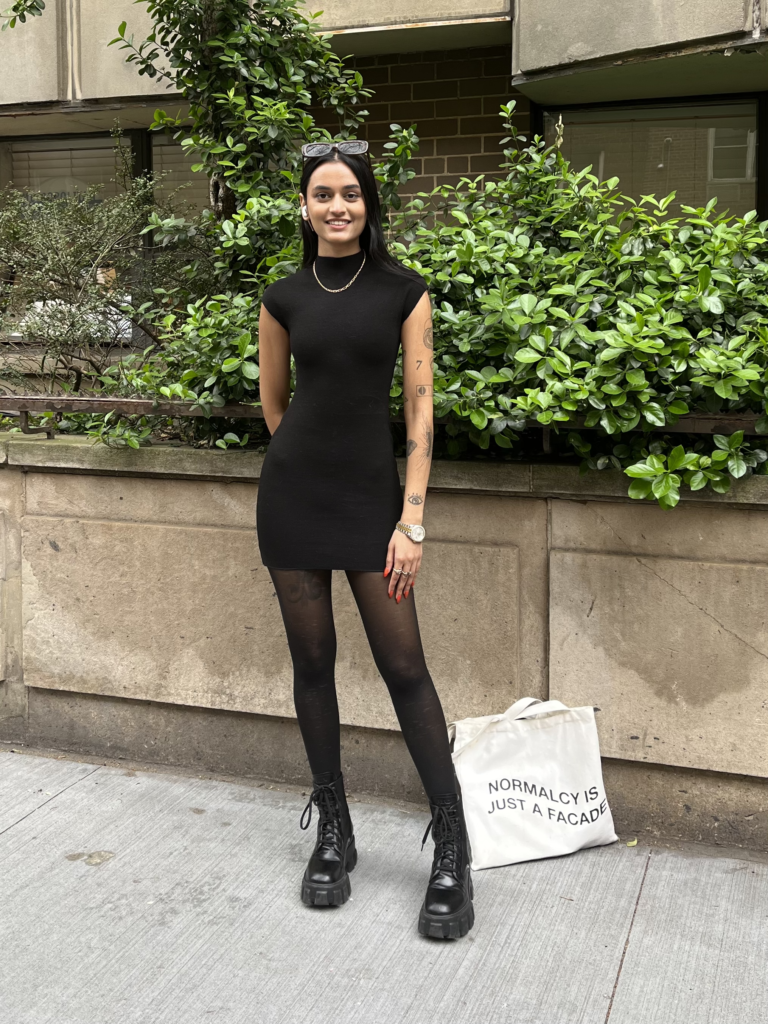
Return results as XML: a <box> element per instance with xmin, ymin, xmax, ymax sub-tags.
<box><xmin>384</xmin><ymin>529</ymin><xmax>422</xmax><ymax>601</ymax></box>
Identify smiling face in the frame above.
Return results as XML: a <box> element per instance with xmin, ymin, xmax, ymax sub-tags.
<box><xmin>300</xmin><ymin>159</ymin><xmax>367</xmax><ymax>256</ymax></box>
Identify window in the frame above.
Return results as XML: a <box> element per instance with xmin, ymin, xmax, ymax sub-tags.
<box><xmin>708</xmin><ymin>126</ymin><xmax>756</xmax><ymax>183</ymax></box>
<box><xmin>0</xmin><ymin>134</ymin><xmax>210</xmax><ymax>213</ymax></box>
<box><xmin>151</xmin><ymin>135</ymin><xmax>210</xmax><ymax>212</ymax></box>
<box><xmin>543</xmin><ymin>100</ymin><xmax>759</xmax><ymax>218</ymax></box>
<box><xmin>1</xmin><ymin>136</ymin><xmax>130</xmax><ymax>198</ymax></box>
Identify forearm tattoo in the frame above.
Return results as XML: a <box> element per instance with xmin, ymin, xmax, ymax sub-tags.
<box><xmin>406</xmin><ymin>438</ymin><xmax>417</xmax><ymax>457</ymax></box>
<box><xmin>407</xmin><ymin>492</ymin><xmax>424</xmax><ymax>505</ymax></box>
<box><xmin>420</xmin><ymin>415</ymin><xmax>434</xmax><ymax>466</ymax></box>
<box><xmin>416</xmin><ymin>384</ymin><xmax>433</xmax><ymax>397</ymax></box>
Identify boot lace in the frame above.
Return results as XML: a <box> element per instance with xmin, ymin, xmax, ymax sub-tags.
<box><xmin>421</xmin><ymin>803</ymin><xmax>462</xmax><ymax>879</ymax></box>
<box><xmin>300</xmin><ymin>784</ymin><xmax>342</xmax><ymax>853</ymax></box>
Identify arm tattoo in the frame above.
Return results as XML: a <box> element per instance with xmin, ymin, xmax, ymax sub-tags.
<box><xmin>407</xmin><ymin>492</ymin><xmax>424</xmax><ymax>505</ymax></box>
<box><xmin>420</xmin><ymin>415</ymin><xmax>434</xmax><ymax>466</ymax></box>
<box><xmin>423</xmin><ymin>322</ymin><xmax>434</xmax><ymax>350</ymax></box>
<box><xmin>416</xmin><ymin>359</ymin><xmax>423</xmax><ymax>369</ymax></box>
<box><xmin>406</xmin><ymin>439</ymin><xmax>417</xmax><ymax>457</ymax></box>
<box><xmin>416</xmin><ymin>384</ymin><xmax>433</xmax><ymax>397</ymax></box>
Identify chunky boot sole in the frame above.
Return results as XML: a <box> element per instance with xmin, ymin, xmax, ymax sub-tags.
<box><xmin>301</xmin><ymin>839</ymin><xmax>357</xmax><ymax>907</ymax></box>
<box><xmin>418</xmin><ymin>875</ymin><xmax>474</xmax><ymax>939</ymax></box>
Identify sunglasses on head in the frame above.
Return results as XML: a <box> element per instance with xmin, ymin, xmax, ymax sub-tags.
<box><xmin>301</xmin><ymin>140</ymin><xmax>369</xmax><ymax>159</ymax></box>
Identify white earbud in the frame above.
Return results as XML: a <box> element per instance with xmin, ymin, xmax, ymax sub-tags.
<box><xmin>301</xmin><ymin>205</ymin><xmax>309</xmax><ymax>219</ymax></box>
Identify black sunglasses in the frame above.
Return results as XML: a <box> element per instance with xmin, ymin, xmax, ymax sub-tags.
<box><xmin>301</xmin><ymin>140</ymin><xmax>369</xmax><ymax>159</ymax></box>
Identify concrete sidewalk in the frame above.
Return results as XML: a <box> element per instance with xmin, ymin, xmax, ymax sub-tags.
<box><xmin>1</xmin><ymin>748</ymin><xmax>766</xmax><ymax>1024</ymax></box>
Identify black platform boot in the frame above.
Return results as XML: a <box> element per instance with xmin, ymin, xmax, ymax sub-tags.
<box><xmin>418</xmin><ymin>791</ymin><xmax>474</xmax><ymax>939</ymax></box>
<box><xmin>299</xmin><ymin>771</ymin><xmax>357</xmax><ymax>907</ymax></box>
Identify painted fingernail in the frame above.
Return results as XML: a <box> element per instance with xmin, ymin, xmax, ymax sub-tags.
<box><xmin>397</xmin><ymin>595</ymin><xmax>401</xmax><ymax>603</ymax></box>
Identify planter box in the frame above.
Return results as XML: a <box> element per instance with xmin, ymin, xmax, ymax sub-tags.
<box><xmin>1</xmin><ymin>433</ymin><xmax>766</xmax><ymax>848</ymax></box>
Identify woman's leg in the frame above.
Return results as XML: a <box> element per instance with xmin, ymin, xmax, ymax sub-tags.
<box><xmin>345</xmin><ymin>569</ymin><xmax>474</xmax><ymax>937</ymax></box>
<box><xmin>344</xmin><ymin>570</ymin><xmax>456</xmax><ymax>798</ymax></box>
<box><xmin>267</xmin><ymin>568</ymin><xmax>340</xmax><ymax>777</ymax></box>
<box><xmin>268</xmin><ymin>567</ymin><xmax>356</xmax><ymax>907</ymax></box>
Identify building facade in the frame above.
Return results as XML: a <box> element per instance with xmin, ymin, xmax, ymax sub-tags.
<box><xmin>0</xmin><ymin>2</ymin><xmax>766</xmax><ymax>214</ymax></box>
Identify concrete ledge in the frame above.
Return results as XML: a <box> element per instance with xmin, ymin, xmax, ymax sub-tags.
<box><xmin>12</xmin><ymin>687</ymin><xmax>768</xmax><ymax>851</ymax></box>
<box><xmin>4</xmin><ymin>434</ymin><xmax>768</xmax><ymax>507</ymax></box>
<box><xmin>22</xmin><ymin>687</ymin><xmax>427</xmax><ymax>804</ymax></box>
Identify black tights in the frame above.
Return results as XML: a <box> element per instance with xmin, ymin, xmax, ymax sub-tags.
<box><xmin>268</xmin><ymin>568</ymin><xmax>456</xmax><ymax>799</ymax></box>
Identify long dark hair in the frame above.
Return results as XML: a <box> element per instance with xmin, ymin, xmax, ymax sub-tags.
<box><xmin>299</xmin><ymin>151</ymin><xmax>420</xmax><ymax>280</ymax></box>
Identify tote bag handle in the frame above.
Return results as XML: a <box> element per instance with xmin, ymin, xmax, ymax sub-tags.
<box><xmin>512</xmin><ymin>699</ymin><xmax>571</xmax><ymax>720</ymax></box>
<box><xmin>448</xmin><ymin>697</ymin><xmax>539</xmax><ymax>745</ymax></box>
<box><xmin>451</xmin><ymin>698</ymin><xmax>572</xmax><ymax>758</ymax></box>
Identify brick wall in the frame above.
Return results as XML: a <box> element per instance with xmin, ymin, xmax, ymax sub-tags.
<box><xmin>314</xmin><ymin>45</ymin><xmax>530</xmax><ymax>193</ymax></box>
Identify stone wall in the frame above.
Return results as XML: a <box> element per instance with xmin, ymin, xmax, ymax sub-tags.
<box><xmin>1</xmin><ymin>434</ymin><xmax>767</xmax><ymax>850</ymax></box>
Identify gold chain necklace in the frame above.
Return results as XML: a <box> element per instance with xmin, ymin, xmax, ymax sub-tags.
<box><xmin>313</xmin><ymin>251</ymin><xmax>366</xmax><ymax>293</ymax></box>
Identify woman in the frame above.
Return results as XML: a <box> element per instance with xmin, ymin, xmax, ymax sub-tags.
<box><xmin>257</xmin><ymin>139</ymin><xmax>474</xmax><ymax>940</ymax></box>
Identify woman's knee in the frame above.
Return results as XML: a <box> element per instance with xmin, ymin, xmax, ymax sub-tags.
<box><xmin>378</xmin><ymin>657</ymin><xmax>431</xmax><ymax>698</ymax></box>
<box><xmin>291</xmin><ymin>638</ymin><xmax>336</xmax><ymax>684</ymax></box>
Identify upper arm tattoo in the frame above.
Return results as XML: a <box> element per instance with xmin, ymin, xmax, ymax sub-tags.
<box><xmin>423</xmin><ymin>321</ymin><xmax>434</xmax><ymax>350</ymax></box>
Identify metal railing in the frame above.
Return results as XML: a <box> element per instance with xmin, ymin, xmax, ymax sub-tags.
<box><xmin>0</xmin><ymin>394</ymin><xmax>761</xmax><ymax>447</ymax></box>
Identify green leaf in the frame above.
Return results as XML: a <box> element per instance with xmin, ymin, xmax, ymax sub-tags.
<box><xmin>625</xmin><ymin>462</ymin><xmax>656</xmax><ymax>479</ymax></box>
<box><xmin>470</xmin><ymin>409</ymin><xmax>488</xmax><ymax>429</ymax></box>
<box><xmin>667</xmin><ymin>400</ymin><xmax>689</xmax><ymax>416</ymax></box>
<box><xmin>687</xmin><ymin>471</ymin><xmax>707</xmax><ymax>491</ymax></box>
<box><xmin>518</xmin><ymin>294</ymin><xmax>537</xmax><ymax>315</ymax></box>
<box><xmin>652</xmin><ymin>475</ymin><xmax>673</xmax><ymax>498</ymax></box>
<box><xmin>728</xmin><ymin>455</ymin><xmax>747</xmax><ymax>478</ymax></box>
<box><xmin>642</xmin><ymin>403</ymin><xmax>666</xmax><ymax>427</ymax></box>
<box><xmin>658</xmin><ymin>489</ymin><xmax>680</xmax><ymax>510</ymax></box>
<box><xmin>666</xmin><ymin>445</ymin><xmax>686</xmax><ymax>472</ymax></box>
<box><xmin>514</xmin><ymin>348</ymin><xmax>542</xmax><ymax>363</ymax></box>
<box><xmin>698</xmin><ymin>266</ymin><xmax>711</xmax><ymax>292</ymax></box>
<box><xmin>707</xmin><ymin>472</ymin><xmax>731</xmax><ymax>493</ymax></box>
<box><xmin>628</xmin><ymin>479</ymin><xmax>653</xmax><ymax>499</ymax></box>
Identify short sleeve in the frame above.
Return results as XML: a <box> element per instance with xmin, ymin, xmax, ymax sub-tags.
<box><xmin>400</xmin><ymin>275</ymin><xmax>429</xmax><ymax>324</ymax></box>
<box><xmin>261</xmin><ymin>282</ymin><xmax>289</xmax><ymax>331</ymax></box>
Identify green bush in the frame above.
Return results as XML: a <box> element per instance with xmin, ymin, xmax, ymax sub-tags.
<box><xmin>4</xmin><ymin>0</ymin><xmax>768</xmax><ymax>507</ymax></box>
<box><xmin>387</xmin><ymin>102</ymin><xmax>768</xmax><ymax>507</ymax></box>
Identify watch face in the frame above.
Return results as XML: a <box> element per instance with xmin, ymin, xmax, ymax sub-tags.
<box><xmin>411</xmin><ymin>525</ymin><xmax>425</xmax><ymax>542</ymax></box>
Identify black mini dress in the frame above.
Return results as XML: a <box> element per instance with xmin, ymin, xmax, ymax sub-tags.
<box><xmin>257</xmin><ymin>250</ymin><xmax>428</xmax><ymax>571</ymax></box>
